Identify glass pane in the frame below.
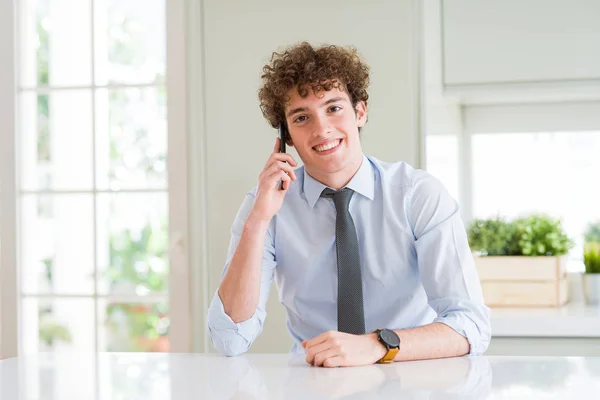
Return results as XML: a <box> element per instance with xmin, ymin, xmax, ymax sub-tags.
<box><xmin>21</xmin><ymin>195</ymin><xmax>94</xmax><ymax>295</ymax></box>
<box><xmin>95</xmin><ymin>88</ymin><xmax>167</xmax><ymax>190</ymax></box>
<box><xmin>98</xmin><ymin>301</ymin><xmax>169</xmax><ymax>352</ymax></box>
<box><xmin>19</xmin><ymin>0</ymin><xmax>92</xmax><ymax>87</ymax></box>
<box><xmin>96</xmin><ymin>193</ymin><xmax>168</xmax><ymax>294</ymax></box>
<box><xmin>94</xmin><ymin>0</ymin><xmax>166</xmax><ymax>85</ymax></box>
<box><xmin>426</xmin><ymin>135</ymin><xmax>460</xmax><ymax>203</ymax></box>
<box><xmin>22</xmin><ymin>298</ymin><xmax>95</xmax><ymax>353</ymax></box>
<box><xmin>472</xmin><ymin>131</ymin><xmax>600</xmax><ymax>272</ymax></box>
<box><xmin>19</xmin><ymin>91</ymin><xmax>93</xmax><ymax>191</ymax></box>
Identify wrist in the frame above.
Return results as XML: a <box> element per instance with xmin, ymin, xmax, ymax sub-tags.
<box><xmin>245</xmin><ymin>212</ymin><xmax>272</xmax><ymax>231</ymax></box>
<box><xmin>369</xmin><ymin>332</ymin><xmax>387</xmax><ymax>361</ymax></box>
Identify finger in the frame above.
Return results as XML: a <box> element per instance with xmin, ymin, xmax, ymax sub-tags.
<box><xmin>305</xmin><ymin>341</ymin><xmax>334</xmax><ymax>365</ymax></box>
<box><xmin>269</xmin><ymin>161</ymin><xmax>297</xmax><ymax>180</ymax></box>
<box><xmin>313</xmin><ymin>349</ymin><xmax>339</xmax><ymax>367</ymax></box>
<box><xmin>304</xmin><ymin>331</ymin><xmax>336</xmax><ymax>351</ymax></box>
<box><xmin>279</xmin><ymin>172</ymin><xmax>292</xmax><ymax>190</ymax></box>
<box><xmin>260</xmin><ymin>163</ymin><xmax>282</xmax><ymax>182</ymax></box>
<box><xmin>276</xmin><ymin>161</ymin><xmax>297</xmax><ymax>181</ymax></box>
<box><xmin>273</xmin><ymin>137</ymin><xmax>280</xmax><ymax>153</ymax></box>
<box><xmin>263</xmin><ymin>165</ymin><xmax>293</xmax><ymax>185</ymax></box>
<box><xmin>263</xmin><ymin>161</ymin><xmax>297</xmax><ymax>182</ymax></box>
<box><xmin>323</xmin><ymin>356</ymin><xmax>345</xmax><ymax>368</ymax></box>
<box><xmin>267</xmin><ymin>152</ymin><xmax>298</xmax><ymax>167</ymax></box>
<box><xmin>262</xmin><ymin>154</ymin><xmax>297</xmax><ymax>173</ymax></box>
<box><xmin>264</xmin><ymin>170</ymin><xmax>291</xmax><ymax>190</ymax></box>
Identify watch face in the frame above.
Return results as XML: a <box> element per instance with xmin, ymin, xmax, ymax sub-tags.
<box><xmin>380</xmin><ymin>329</ymin><xmax>400</xmax><ymax>347</ymax></box>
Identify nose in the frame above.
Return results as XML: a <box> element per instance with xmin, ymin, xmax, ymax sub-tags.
<box><xmin>312</xmin><ymin>113</ymin><xmax>333</xmax><ymax>137</ymax></box>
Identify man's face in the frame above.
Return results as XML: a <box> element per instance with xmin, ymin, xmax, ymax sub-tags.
<box><xmin>284</xmin><ymin>86</ymin><xmax>367</xmax><ymax>181</ymax></box>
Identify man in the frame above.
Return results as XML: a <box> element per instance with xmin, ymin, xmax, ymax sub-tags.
<box><xmin>207</xmin><ymin>42</ymin><xmax>491</xmax><ymax>367</ymax></box>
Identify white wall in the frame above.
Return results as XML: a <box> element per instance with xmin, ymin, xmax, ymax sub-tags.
<box><xmin>422</xmin><ymin>0</ymin><xmax>460</xmax><ymax>137</ymax></box>
<box><xmin>442</xmin><ymin>0</ymin><xmax>600</xmax><ymax>86</ymax></box>
<box><xmin>193</xmin><ymin>0</ymin><xmax>421</xmax><ymax>353</ymax></box>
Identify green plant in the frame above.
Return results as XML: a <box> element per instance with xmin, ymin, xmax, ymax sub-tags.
<box><xmin>584</xmin><ymin>221</ymin><xmax>600</xmax><ymax>243</ymax></box>
<box><xmin>37</xmin><ymin>18</ymin><xmax>50</xmax><ymax>162</ymax></box>
<box><xmin>584</xmin><ymin>242</ymin><xmax>600</xmax><ymax>274</ymax></box>
<box><xmin>42</xmin><ymin>257</ymin><xmax>53</xmax><ymax>284</ymax></box>
<box><xmin>104</xmin><ymin>219</ymin><xmax>169</xmax><ymax>351</ymax></box>
<box><xmin>105</xmin><ymin>220</ymin><xmax>168</xmax><ymax>292</ymax></box>
<box><xmin>39</xmin><ymin>322</ymin><xmax>72</xmax><ymax>347</ymax></box>
<box><xmin>514</xmin><ymin>213</ymin><xmax>574</xmax><ymax>256</ymax></box>
<box><xmin>38</xmin><ymin>307</ymin><xmax>72</xmax><ymax>347</ymax></box>
<box><xmin>467</xmin><ymin>216</ymin><xmax>519</xmax><ymax>256</ymax></box>
<box><xmin>467</xmin><ymin>213</ymin><xmax>574</xmax><ymax>257</ymax></box>
<box><xmin>105</xmin><ymin>303</ymin><xmax>169</xmax><ymax>352</ymax></box>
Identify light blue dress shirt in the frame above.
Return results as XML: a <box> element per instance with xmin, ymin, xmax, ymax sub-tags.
<box><xmin>207</xmin><ymin>155</ymin><xmax>491</xmax><ymax>357</ymax></box>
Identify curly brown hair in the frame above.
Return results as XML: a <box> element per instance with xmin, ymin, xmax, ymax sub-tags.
<box><xmin>258</xmin><ymin>41</ymin><xmax>370</xmax><ymax>130</ymax></box>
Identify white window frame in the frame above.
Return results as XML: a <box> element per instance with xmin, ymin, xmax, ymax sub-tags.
<box><xmin>458</xmin><ymin>101</ymin><xmax>600</xmax><ymax>222</ymax></box>
<box><xmin>166</xmin><ymin>0</ymin><xmax>192</xmax><ymax>353</ymax></box>
<box><xmin>184</xmin><ymin>0</ymin><xmax>209</xmax><ymax>353</ymax></box>
<box><xmin>0</xmin><ymin>0</ymin><xmax>18</xmax><ymax>359</ymax></box>
<box><xmin>426</xmin><ymin>101</ymin><xmax>600</xmax><ymax>225</ymax></box>
<box><xmin>0</xmin><ymin>0</ymin><xmax>192</xmax><ymax>358</ymax></box>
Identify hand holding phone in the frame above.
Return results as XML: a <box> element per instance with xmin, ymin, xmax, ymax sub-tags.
<box><xmin>248</xmin><ymin>128</ymin><xmax>297</xmax><ymax>222</ymax></box>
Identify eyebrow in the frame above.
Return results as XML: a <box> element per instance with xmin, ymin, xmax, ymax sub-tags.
<box><xmin>286</xmin><ymin>97</ymin><xmax>347</xmax><ymax>118</ymax></box>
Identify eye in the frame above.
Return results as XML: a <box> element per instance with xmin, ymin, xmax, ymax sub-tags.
<box><xmin>328</xmin><ymin>105</ymin><xmax>342</xmax><ymax>113</ymax></box>
<box><xmin>293</xmin><ymin>115</ymin><xmax>308</xmax><ymax>123</ymax></box>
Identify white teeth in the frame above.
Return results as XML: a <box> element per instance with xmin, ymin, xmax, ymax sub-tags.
<box><xmin>314</xmin><ymin>139</ymin><xmax>341</xmax><ymax>152</ymax></box>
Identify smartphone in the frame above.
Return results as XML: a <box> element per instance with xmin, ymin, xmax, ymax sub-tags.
<box><xmin>278</xmin><ymin>123</ymin><xmax>288</xmax><ymax>190</ymax></box>
<box><xmin>278</xmin><ymin>123</ymin><xmax>288</xmax><ymax>154</ymax></box>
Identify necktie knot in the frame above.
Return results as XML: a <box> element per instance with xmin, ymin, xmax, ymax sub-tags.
<box><xmin>321</xmin><ymin>187</ymin><xmax>354</xmax><ymax>209</ymax></box>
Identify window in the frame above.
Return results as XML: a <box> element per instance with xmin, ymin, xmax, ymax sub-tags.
<box><xmin>13</xmin><ymin>0</ymin><xmax>173</xmax><ymax>355</ymax></box>
<box><xmin>471</xmin><ymin>131</ymin><xmax>600</xmax><ymax>272</ymax></box>
<box><xmin>426</xmin><ymin>130</ymin><xmax>600</xmax><ymax>272</ymax></box>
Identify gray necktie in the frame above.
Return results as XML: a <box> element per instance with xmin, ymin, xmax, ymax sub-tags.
<box><xmin>321</xmin><ymin>187</ymin><xmax>365</xmax><ymax>335</ymax></box>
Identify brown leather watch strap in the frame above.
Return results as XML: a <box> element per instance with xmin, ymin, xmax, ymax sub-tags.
<box><xmin>377</xmin><ymin>347</ymin><xmax>399</xmax><ymax>364</ymax></box>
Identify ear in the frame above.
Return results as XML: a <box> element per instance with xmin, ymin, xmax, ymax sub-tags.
<box><xmin>355</xmin><ymin>101</ymin><xmax>367</xmax><ymax>128</ymax></box>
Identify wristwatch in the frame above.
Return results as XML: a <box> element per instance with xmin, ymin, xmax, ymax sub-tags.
<box><xmin>375</xmin><ymin>328</ymin><xmax>400</xmax><ymax>364</ymax></box>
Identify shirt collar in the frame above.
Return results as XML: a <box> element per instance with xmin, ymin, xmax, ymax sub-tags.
<box><xmin>303</xmin><ymin>154</ymin><xmax>375</xmax><ymax>208</ymax></box>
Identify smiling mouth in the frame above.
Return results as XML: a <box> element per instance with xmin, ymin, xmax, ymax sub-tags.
<box><xmin>313</xmin><ymin>139</ymin><xmax>342</xmax><ymax>153</ymax></box>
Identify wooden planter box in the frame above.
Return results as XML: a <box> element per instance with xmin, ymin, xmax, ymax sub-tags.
<box><xmin>474</xmin><ymin>255</ymin><xmax>569</xmax><ymax>307</ymax></box>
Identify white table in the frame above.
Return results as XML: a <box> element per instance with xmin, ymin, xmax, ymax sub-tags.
<box><xmin>1</xmin><ymin>353</ymin><xmax>600</xmax><ymax>399</ymax></box>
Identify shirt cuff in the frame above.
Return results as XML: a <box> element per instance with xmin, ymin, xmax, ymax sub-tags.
<box><xmin>207</xmin><ymin>290</ymin><xmax>262</xmax><ymax>345</ymax></box>
<box><xmin>433</xmin><ymin>314</ymin><xmax>491</xmax><ymax>356</ymax></box>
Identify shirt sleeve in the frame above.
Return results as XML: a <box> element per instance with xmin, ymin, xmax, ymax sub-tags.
<box><xmin>408</xmin><ymin>170</ymin><xmax>491</xmax><ymax>356</ymax></box>
<box><xmin>206</xmin><ymin>191</ymin><xmax>277</xmax><ymax>356</ymax></box>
